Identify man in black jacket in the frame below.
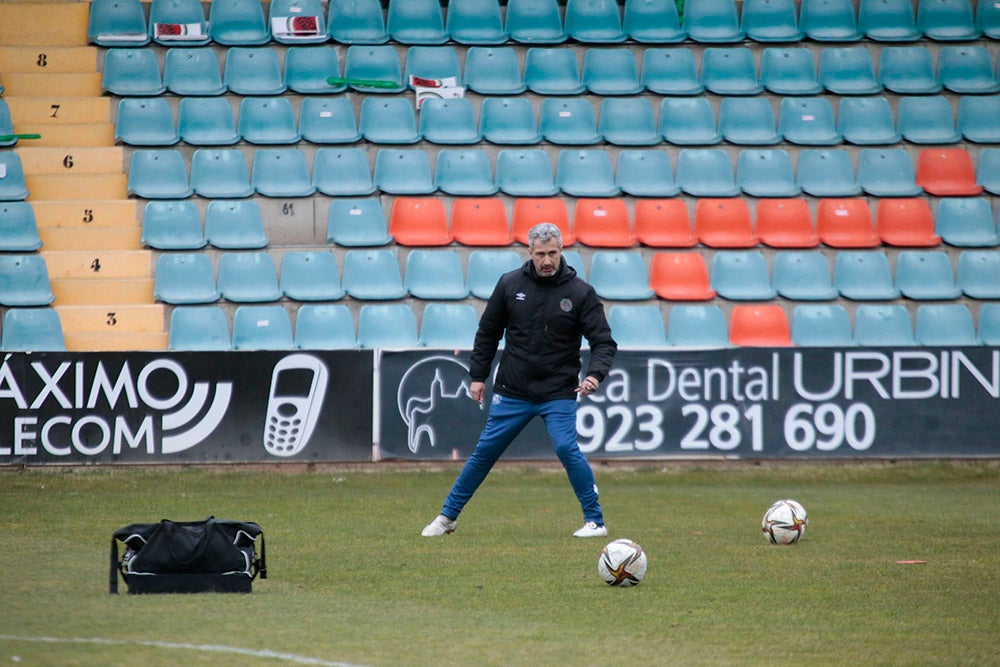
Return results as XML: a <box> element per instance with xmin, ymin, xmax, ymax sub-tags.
<box><xmin>422</xmin><ymin>222</ymin><xmax>618</xmax><ymax>538</ymax></box>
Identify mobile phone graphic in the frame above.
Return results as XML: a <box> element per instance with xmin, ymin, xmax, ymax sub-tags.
<box><xmin>263</xmin><ymin>355</ymin><xmax>329</xmax><ymax>457</ymax></box>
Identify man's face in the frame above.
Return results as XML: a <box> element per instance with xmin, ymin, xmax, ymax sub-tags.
<box><xmin>530</xmin><ymin>237</ymin><xmax>562</xmax><ymax>278</ymax></box>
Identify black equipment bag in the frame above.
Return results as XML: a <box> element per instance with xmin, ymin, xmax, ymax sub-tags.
<box><xmin>110</xmin><ymin>516</ymin><xmax>266</xmax><ymax>594</ymax></box>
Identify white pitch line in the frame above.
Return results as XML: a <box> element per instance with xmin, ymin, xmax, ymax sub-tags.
<box><xmin>0</xmin><ymin>635</ymin><xmax>368</xmax><ymax>667</ymax></box>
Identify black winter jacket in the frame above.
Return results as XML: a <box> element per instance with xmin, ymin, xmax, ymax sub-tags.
<box><xmin>469</xmin><ymin>257</ymin><xmax>617</xmax><ymax>402</ymax></box>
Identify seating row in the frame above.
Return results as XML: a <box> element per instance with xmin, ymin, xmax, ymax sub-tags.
<box><xmin>102</xmin><ymin>44</ymin><xmax>1000</xmax><ymax>98</ymax></box>
<box><xmin>151</xmin><ymin>247</ymin><xmax>1000</xmax><ymax>306</ymax></box>
<box><xmin>89</xmin><ymin>0</ymin><xmax>1000</xmax><ymax>48</ymax></box>
<box><xmin>125</xmin><ymin>146</ymin><xmax>997</xmax><ymax>201</ymax></box>
<box><xmin>115</xmin><ymin>94</ymin><xmax>1000</xmax><ymax>149</ymax></box>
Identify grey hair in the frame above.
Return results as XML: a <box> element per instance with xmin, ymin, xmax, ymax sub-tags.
<box><xmin>527</xmin><ymin>222</ymin><xmax>562</xmax><ymax>248</ymax></box>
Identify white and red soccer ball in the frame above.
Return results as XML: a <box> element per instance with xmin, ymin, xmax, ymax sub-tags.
<box><xmin>762</xmin><ymin>499</ymin><xmax>809</xmax><ymax>544</ymax></box>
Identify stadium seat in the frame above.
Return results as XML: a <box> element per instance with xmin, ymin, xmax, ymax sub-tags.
<box><xmin>301</xmin><ymin>254</ymin><xmax>362</xmax><ymax>308</ymax></box>
<box><xmin>737</xmin><ymin>149</ymin><xmax>800</xmax><ymax>198</ymax></box>
<box><xmin>204</xmin><ymin>199</ymin><xmax>267</xmax><ymax>249</ymax></box>
<box><xmin>694</xmin><ymin>198</ymin><xmax>757</xmax><ymax>248</ymax></box>
<box><xmin>285</xmin><ymin>46</ymin><xmax>345</xmax><ymax>94</ymax></box>
<box><xmin>0</xmin><ymin>152</ymin><xmax>27</xmax><ymax>201</ymax></box>
<box><xmin>360</xmin><ymin>97</ymin><xmax>420</xmax><ymax>144</ymax></box>
<box><xmin>299</xmin><ymin>97</ymin><xmax>361</xmax><ymax>144</ymax></box>
<box><xmin>268</xmin><ymin>0</ymin><xmax>327</xmax><ymax>44</ymax></box>
<box><xmin>624</xmin><ymin>0</ymin><xmax>686</xmax><ymax>42</ymax></box>
<box><xmin>419</xmin><ymin>303</ymin><xmax>480</xmax><ymax>349</ymax></box>
<box><xmin>641</xmin><ymin>48</ymin><xmax>703</xmax><ymax>95</ymax></box>
<box><xmin>434</xmin><ymin>149</ymin><xmax>497</xmax><ymax>196</ymax></box>
<box><xmin>934</xmin><ymin>198</ymin><xmax>1000</xmax><ymax>247</ymax></box>
<box><xmin>565</xmin><ymin>0</ymin><xmax>626</xmax><ymax>42</ymax></box>
<box><xmin>463</xmin><ymin>47</ymin><xmax>526</xmax><ymax>95</ymax></box>
<box><xmin>728</xmin><ymin>304</ymin><xmax>791</xmax><ymax>347</ymax></box>
<box><xmin>778</xmin><ymin>97</ymin><xmax>841</xmax><ymax>145</ymax></box>
<box><xmin>153</xmin><ymin>253</ymin><xmax>219</xmax><ymax>304</ymax></box>
<box><xmin>741</xmin><ymin>0</ymin><xmax>802</xmax><ymax>41</ymax></box>
<box><xmin>977</xmin><ymin>149</ymin><xmax>1000</xmax><ymax>195</ymax></box>
<box><xmin>232</xmin><ymin>305</ymin><xmax>294</xmax><ymax>350</ymax></box>
<box><xmin>858</xmin><ymin>0</ymin><xmax>920</xmax><ymax>40</ymax></box>
<box><xmin>760</xmin><ymin>47</ymin><xmax>823</xmax><ymax>96</ymax></box>
<box><xmin>588</xmin><ymin>251</ymin><xmax>654</xmax><ymax>300</ymax></box>
<box><xmin>217</xmin><ymin>251</ymin><xmax>282</xmax><ymax>302</ymax></box>
<box><xmin>224</xmin><ymin>47</ymin><xmax>286</xmax><ymax>95</ymax></box>
<box><xmin>799</xmin><ymin>0</ymin><xmax>861</xmax><ymax>41</ymax></box>
<box><xmin>675</xmin><ymin>149</ymin><xmax>739</xmax><ymax>197</ymax></box>
<box><xmin>190</xmin><ymin>149</ymin><xmax>253</xmax><ymax>198</ymax></box>
<box><xmin>343</xmin><ymin>45</ymin><xmax>405</xmax><ymax>92</ymax></box>
<box><xmin>976</xmin><ymin>0</ymin><xmax>1000</xmax><ymax>37</ymax></box>
<box><xmin>101</xmin><ymin>48</ymin><xmax>165</xmax><ymax>96</ymax></box>
<box><xmin>649</xmin><ymin>252</ymin><xmax>715</xmax><ymax>300</ymax></box>
<box><xmin>878</xmin><ymin>46</ymin><xmax>943</xmax><ymax>94</ymax></box>
<box><xmin>564</xmin><ymin>250</ymin><xmax>589</xmax><ymax>281</ymax></box>
<box><xmin>719</xmin><ymin>97</ymin><xmax>779</xmax><ymax>146</ymax></box>
<box><xmin>294</xmin><ymin>304</ymin><xmax>357</xmax><ymax>350</ymax></box>
<box><xmin>755</xmin><ymin>198</ymin><xmax>820</xmax><ymax>248</ymax></box>
<box><xmin>505</xmin><ymin>0</ymin><xmax>566</xmax><ymax>43</ymax></box>
<box><xmin>142</xmin><ymin>201</ymin><xmax>204</xmax><ymax>250</ymax></box>
<box><xmin>938</xmin><ymin>45</ymin><xmax>999</xmax><ymax>94</ymax></box>
<box><xmin>796</xmin><ymin>149</ymin><xmax>862</xmax><ymax>197</ymax></box>
<box><xmin>163</xmin><ymin>47</ymin><xmax>225</xmax><ymax>96</ymax></box>
<box><xmin>327</xmin><ymin>0</ymin><xmax>388</xmax><ymax>44</ymax></box>
<box><xmin>791</xmin><ymin>305</ymin><xmax>854</xmax><ymax>347</ymax></box>
<box><xmin>446</xmin><ymin>0</ymin><xmax>506</xmax><ymax>44</ymax></box>
<box><xmin>666</xmin><ymin>304</ymin><xmax>729</xmax><ymax>347</ymax></box>
<box><xmin>875</xmin><ymin>198</ymin><xmax>941</xmax><ymax>247</ymax></box>
<box><xmin>977</xmin><ymin>303</ymin><xmax>1000</xmax><ymax>345</ymax></box>
<box><xmin>88</xmin><ymin>0</ymin><xmax>148</xmax><ymax>46</ymax></box>
<box><xmin>466</xmin><ymin>249</ymin><xmax>522</xmax><ymax>298</ymax></box>
<box><xmin>388</xmin><ymin>197</ymin><xmax>451</xmax><ymax>245</ymax></box>
<box><xmin>115</xmin><ymin>97</ymin><xmax>178</xmax><ymax>146</ymax></box>
<box><xmin>341</xmin><ymin>249</ymin><xmax>407</xmax><ymax>299</ymax></box>
<box><xmin>209</xmin><ymin>0</ymin><xmax>270</xmax><ymax>45</ymax></box>
<box><xmin>0</xmin><ymin>255</ymin><xmax>54</xmax><ymax>306</ymax></box>
<box><xmin>957</xmin><ymin>251</ymin><xmax>1000</xmax><ymax>299</ymax></box>
<box><xmin>420</xmin><ymin>98</ymin><xmax>480</xmax><ymax>145</ymax></box>
<box><xmin>701</xmin><ymin>48</ymin><xmax>762</xmax><ymax>95</ymax></box>
<box><xmin>607</xmin><ymin>305</ymin><xmax>668</xmax><ymax>349</ymax></box>
<box><xmin>312</xmin><ymin>147</ymin><xmax>375</xmax><ymax>196</ymax></box>
<box><xmin>817</xmin><ymin>198</ymin><xmax>879</xmax><ymax>248</ymax></box>
<box><xmin>917</xmin><ymin>0</ymin><xmax>980</xmax><ymax>40</ymax></box>
<box><xmin>659</xmin><ymin>98</ymin><xmax>721</xmax><ymax>145</ymax></box>
<box><xmin>711</xmin><ymin>251</ymin><xmax>776</xmax><ymax>301</ymax></box>
<box><xmin>684</xmin><ymin>0</ymin><xmax>744</xmax><ymax>42</ymax></box>
<box><xmin>837</xmin><ymin>96</ymin><xmax>901</xmax><ymax>145</ymax></box>
<box><xmin>818</xmin><ymin>47</ymin><xmax>882</xmax><ymax>95</ymax></box>
<box><xmin>856</xmin><ymin>148</ymin><xmax>922</xmax><ymax>197</ymax></box>
<box><xmin>583</xmin><ymin>49</ymin><xmax>642</xmax><ymax>95</ymax></box>
<box><xmin>958</xmin><ymin>95</ymin><xmax>1000</xmax><ymax>144</ymax></box>
<box><xmin>573</xmin><ymin>199</ymin><xmax>633</xmax><ymax>248</ymax></box>
<box><xmin>895</xmin><ymin>250</ymin><xmax>961</xmax><ymax>300</ymax></box>
<box><xmin>479</xmin><ymin>97</ymin><xmax>540</xmax><ymax>145</ymax></box>
<box><xmin>774</xmin><ymin>251</ymin><xmax>838</xmax><ymax>300</ymax></box>
<box><xmin>373</xmin><ymin>149</ymin><xmax>435</xmax><ymax>195</ymax></box>
<box><xmin>599</xmin><ymin>98</ymin><xmax>660</xmax><ymax>147</ymax></box>
<box><xmin>834</xmin><ymin>251</ymin><xmax>900</xmax><ymax>300</ymax></box>
<box><xmin>451</xmin><ymin>198</ymin><xmax>512</xmax><ymax>246</ymax></box>
<box><xmin>168</xmin><ymin>306</ymin><xmax>231</xmax><ymax>351</ymax></box>
<box><xmin>615</xmin><ymin>150</ymin><xmax>680</xmax><ymax>198</ymax></box>
<box><xmin>897</xmin><ymin>96</ymin><xmax>961</xmax><ymax>144</ymax></box>
<box><xmin>357</xmin><ymin>304</ymin><xmax>419</xmax><ymax>349</ymax></box>
<box><xmin>539</xmin><ymin>98</ymin><xmax>601</xmax><ymax>145</ymax></box>
<box><xmin>326</xmin><ymin>198</ymin><xmax>391</xmax><ymax>246</ymax></box>
<box><xmin>917</xmin><ymin>148</ymin><xmax>983</xmax><ymax>196</ymax></box>
<box><xmin>556</xmin><ymin>150</ymin><xmax>619</xmax><ymax>198</ymax></box>
<box><xmin>238</xmin><ymin>97</ymin><xmax>300</xmax><ymax>144</ymax></box>
<box><xmin>386</xmin><ymin>0</ymin><xmax>447</xmax><ymax>44</ymax></box>
<box><xmin>404</xmin><ymin>45</ymin><xmax>462</xmax><ymax>87</ymax></box>
<box><xmin>2</xmin><ymin>308</ymin><xmax>65</xmax><ymax>351</ymax></box>
<box><xmin>511</xmin><ymin>198</ymin><xmax>574</xmax><ymax>245</ymax></box>
<box><xmin>177</xmin><ymin>97</ymin><xmax>239</xmax><ymax>145</ymax></box>
<box><xmin>0</xmin><ymin>202</ymin><xmax>42</xmax><ymax>251</ymax></box>
<box><xmin>853</xmin><ymin>304</ymin><xmax>915</xmax><ymax>346</ymax></box>
<box><xmin>914</xmin><ymin>305</ymin><xmax>977</xmax><ymax>347</ymax></box>
<box><xmin>149</xmin><ymin>0</ymin><xmax>210</xmax><ymax>46</ymax></box>
<box><xmin>633</xmin><ymin>199</ymin><xmax>696</xmax><ymax>247</ymax></box>
<box><xmin>127</xmin><ymin>149</ymin><xmax>191</xmax><ymax>199</ymax></box>
<box><xmin>496</xmin><ymin>149</ymin><xmax>558</xmax><ymax>197</ymax></box>
<box><xmin>524</xmin><ymin>48</ymin><xmax>584</xmax><ymax>95</ymax></box>
<box><xmin>404</xmin><ymin>249</ymin><xmax>469</xmax><ymax>299</ymax></box>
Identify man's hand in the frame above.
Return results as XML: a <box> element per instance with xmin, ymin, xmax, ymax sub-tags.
<box><xmin>470</xmin><ymin>381</ymin><xmax>486</xmax><ymax>404</ymax></box>
<box><xmin>575</xmin><ymin>375</ymin><xmax>600</xmax><ymax>396</ymax></box>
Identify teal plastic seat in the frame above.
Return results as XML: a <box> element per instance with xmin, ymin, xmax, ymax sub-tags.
<box><xmin>312</xmin><ymin>148</ymin><xmax>375</xmax><ymax>196</ymax></box>
<box><xmin>280</xmin><ymin>251</ymin><xmax>345</xmax><ymax>301</ymax></box>
<box><xmin>977</xmin><ymin>148</ymin><xmax>1000</xmax><ymax>195</ymax></box>
<box><xmin>540</xmin><ymin>98</ymin><xmax>600</xmax><ymax>145</ymax></box>
<box><xmin>434</xmin><ymin>149</ymin><xmax>497</xmax><ymax>196</ymax></box>
<box><xmin>466</xmin><ymin>250</ymin><xmax>522</xmax><ymax>299</ymax></box>
<box><xmin>641</xmin><ymin>48</ymin><xmax>703</xmax><ymax>95</ymax></box>
<box><xmin>897</xmin><ymin>96</ymin><xmax>960</xmax><ymax>144</ymax></box>
<box><xmin>878</xmin><ymin>46</ymin><xmax>942</xmax><ymax>94</ymax></box>
<box><xmin>239</xmin><ymin>97</ymin><xmax>300</xmax><ymax>144</ymax></box>
<box><xmin>0</xmin><ymin>153</ymin><xmax>28</xmax><ymax>201</ymax></box>
<box><xmin>294</xmin><ymin>304</ymin><xmax>357</xmax><ymax>350</ymax></box>
<box><xmin>420</xmin><ymin>98</ymin><xmax>480</xmax><ymax>145</ymax></box>
<box><xmin>684</xmin><ymin>0</ymin><xmax>745</xmax><ymax>42</ymax></box>
<box><xmin>666</xmin><ymin>305</ymin><xmax>729</xmax><ymax>348</ymax></box>
<box><xmin>857</xmin><ymin>148</ymin><xmax>921</xmax><ymax>197</ymax></box>
<box><xmin>774</xmin><ymin>252</ymin><xmax>837</xmax><ymax>300</ymax></box>
<box><xmin>141</xmin><ymin>200</ymin><xmax>205</xmax><ymax>250</ymax></box>
<box><xmin>446</xmin><ymin>0</ymin><xmax>506</xmax><ymax>44</ymax></box>
<box><xmin>373</xmin><ymin>149</ymin><xmax>435</xmax><ymax>195</ymax></box>
<box><xmin>190</xmin><ymin>149</ymin><xmax>253</xmax><ymax>198</ymax></box>
<box><xmin>205</xmin><ymin>200</ymin><xmax>267</xmax><ymax>249</ymax></box>
<box><xmin>116</xmin><ymin>97</ymin><xmax>178</xmax><ymax>146</ymax></box>
<box><xmin>101</xmin><ymin>48</ymin><xmax>165</xmax><ymax>96</ymax></box>
<box><xmin>1</xmin><ymin>308</ymin><xmax>66</xmax><ymax>351</ymax></box>
<box><xmin>741</xmin><ymin>0</ymin><xmax>803</xmax><ymax>42</ymax></box>
<box><xmin>268</xmin><ymin>0</ymin><xmax>327</xmax><ymax>44</ymax></box>
<box><xmin>463</xmin><ymin>47</ymin><xmax>526</xmax><ymax>95</ymax></box>
<box><xmin>299</xmin><ymin>97</ymin><xmax>360</xmax><ymax>144</ymax></box>
<box><xmin>177</xmin><ymin>97</ymin><xmax>239</xmax><ymax>145</ymax></box>
<box><xmin>719</xmin><ymin>97</ymin><xmax>779</xmax><ymax>145</ymax></box>
<box><xmin>505</xmin><ymin>0</ymin><xmax>566</xmax><ymax>43</ymax></box>
<box><xmin>252</xmin><ymin>149</ymin><xmax>315</xmax><ymax>197</ymax></box>
<box><xmin>326</xmin><ymin>198</ymin><xmax>391</xmax><ymax>246</ymax></box>
<box><xmin>659</xmin><ymin>98</ymin><xmax>721</xmax><ymax>145</ymax></box>
<box><xmin>88</xmin><ymin>0</ymin><xmax>149</xmax><ymax>46</ymax></box>
<box><xmin>358</xmin><ymin>304</ymin><xmax>419</xmax><ymax>349</ymax></box>
<box><xmin>208</xmin><ymin>0</ymin><xmax>270</xmax><ymax>45</ymax></box>
<box><xmin>977</xmin><ymin>0</ymin><xmax>1000</xmax><ymax>37</ymax></box>
<box><xmin>615</xmin><ymin>150</ymin><xmax>680</xmax><ymax>197</ymax></box>
<box><xmin>607</xmin><ymin>305</ymin><xmax>668</xmax><ymax>349</ymax></box>
<box><xmin>127</xmin><ymin>149</ymin><xmax>191</xmax><ymax>199</ymax></box>
<box><xmin>624</xmin><ymin>0</ymin><xmax>686</xmax><ymax>42</ymax></box>
<box><xmin>404</xmin><ymin>45</ymin><xmax>462</xmax><ymax>86</ymax></box>
<box><xmin>957</xmin><ymin>251</ymin><xmax>1000</xmax><ymax>299</ymax></box>
<box><xmin>711</xmin><ymin>251</ymin><xmax>776</xmax><ymax>300</ymax></box>
<box><xmin>342</xmin><ymin>249</ymin><xmax>407</xmax><ymax>299</ymax></box>
<box><xmin>589</xmin><ymin>251</ymin><xmax>654</xmax><ymax>300</ymax></box>
<box><xmin>496</xmin><ymin>149</ymin><xmax>557</xmax><ymax>197</ymax></box>
<box><xmin>958</xmin><ymin>95</ymin><xmax>1000</xmax><ymax>144</ymax></box>
<box><xmin>737</xmin><ymin>149</ymin><xmax>800</xmax><ymax>198</ymax></box>
<box><xmin>343</xmin><ymin>45</ymin><xmax>405</xmax><ymax>93</ymax></box>
<box><xmin>419</xmin><ymin>303</ymin><xmax>479</xmax><ymax>349</ymax></box>
<box><xmin>163</xmin><ymin>48</ymin><xmax>225</xmax><ymax>96</ymax></box>
<box><xmin>524</xmin><ymin>48</ymin><xmax>585</xmax><ymax>95</ymax></box>
<box><xmin>360</xmin><ymin>97</ymin><xmax>420</xmax><ymax>144</ymax></box>
<box><xmin>834</xmin><ymin>251</ymin><xmax>900</xmax><ymax>300</ymax></box>
<box><xmin>792</xmin><ymin>305</ymin><xmax>854</xmax><ymax>347</ymax></box>
<box><xmin>854</xmin><ymin>304</ymin><xmax>914</xmax><ymax>346</ymax></box>
<box><xmin>479</xmin><ymin>97</ymin><xmax>540</xmax><ymax>145</ymax></box>
<box><xmin>978</xmin><ymin>303</ymin><xmax>1000</xmax><ymax>345</ymax></box>
<box><xmin>915</xmin><ymin>305</ymin><xmax>977</xmax><ymax>346</ymax></box>
<box><xmin>858</xmin><ymin>0</ymin><xmax>919</xmax><ymax>41</ymax></box>
<box><xmin>0</xmin><ymin>202</ymin><xmax>42</xmax><ymax>251</ymax></box>
<box><xmin>599</xmin><ymin>98</ymin><xmax>660</xmax><ymax>146</ymax></box>
<box><xmin>938</xmin><ymin>45</ymin><xmax>1000</xmax><ymax>94</ymax></box>
<box><xmin>935</xmin><ymin>198</ymin><xmax>1000</xmax><ymax>247</ymax></box>
<box><xmin>583</xmin><ymin>49</ymin><xmax>642</xmax><ymax>95</ymax></box>
<box><xmin>819</xmin><ymin>47</ymin><xmax>882</xmax><ymax>95</ymax></box>
<box><xmin>796</xmin><ymin>149</ymin><xmax>861</xmax><ymax>197</ymax></box>
<box><xmin>917</xmin><ymin>0</ymin><xmax>980</xmax><ymax>40</ymax></box>
<box><xmin>232</xmin><ymin>305</ymin><xmax>294</xmax><ymax>350</ymax></box>
<box><xmin>153</xmin><ymin>253</ymin><xmax>219</xmax><ymax>304</ymax></box>
<box><xmin>800</xmin><ymin>0</ymin><xmax>861</xmax><ymax>41</ymax></box>
<box><xmin>404</xmin><ymin>249</ymin><xmax>469</xmax><ymax>300</ymax></box>
<box><xmin>556</xmin><ymin>150</ymin><xmax>619</xmax><ymax>198</ymax></box>
<box><xmin>838</xmin><ymin>96</ymin><xmax>901</xmax><ymax>145</ymax></box>
<box><xmin>701</xmin><ymin>48</ymin><xmax>762</xmax><ymax>95</ymax></box>
<box><xmin>224</xmin><ymin>47</ymin><xmax>286</xmax><ymax>95</ymax></box>
<box><xmin>895</xmin><ymin>250</ymin><xmax>961</xmax><ymax>300</ymax></box>
<box><xmin>168</xmin><ymin>307</ymin><xmax>231</xmax><ymax>351</ymax></box>
<box><xmin>386</xmin><ymin>0</ymin><xmax>446</xmax><ymax>44</ymax></box>
<box><xmin>676</xmin><ymin>149</ymin><xmax>739</xmax><ymax>197</ymax></box>
<box><xmin>149</xmin><ymin>0</ymin><xmax>210</xmax><ymax>45</ymax></box>
<box><xmin>760</xmin><ymin>47</ymin><xmax>823</xmax><ymax>95</ymax></box>
<box><xmin>565</xmin><ymin>0</ymin><xmax>626</xmax><ymax>42</ymax></box>
<box><xmin>284</xmin><ymin>47</ymin><xmax>346</xmax><ymax>94</ymax></box>
<box><xmin>0</xmin><ymin>255</ymin><xmax>54</xmax><ymax>306</ymax></box>
<box><xmin>327</xmin><ymin>0</ymin><xmax>388</xmax><ymax>44</ymax></box>
<box><xmin>218</xmin><ymin>251</ymin><xmax>281</xmax><ymax>302</ymax></box>
<box><xmin>779</xmin><ymin>97</ymin><xmax>841</xmax><ymax>145</ymax></box>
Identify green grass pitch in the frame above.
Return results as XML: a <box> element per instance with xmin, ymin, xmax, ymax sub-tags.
<box><xmin>0</xmin><ymin>461</ymin><xmax>997</xmax><ymax>666</ymax></box>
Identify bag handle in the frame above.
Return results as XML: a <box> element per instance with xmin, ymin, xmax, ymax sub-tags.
<box><xmin>162</xmin><ymin>516</ymin><xmax>216</xmax><ymax>566</ymax></box>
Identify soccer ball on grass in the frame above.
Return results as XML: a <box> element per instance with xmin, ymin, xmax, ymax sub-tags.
<box><xmin>597</xmin><ymin>538</ymin><xmax>647</xmax><ymax>587</ymax></box>
<box><xmin>761</xmin><ymin>499</ymin><xmax>808</xmax><ymax>544</ymax></box>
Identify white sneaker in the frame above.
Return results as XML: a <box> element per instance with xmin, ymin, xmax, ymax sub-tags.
<box><xmin>421</xmin><ymin>515</ymin><xmax>457</xmax><ymax>537</ymax></box>
<box><xmin>573</xmin><ymin>521</ymin><xmax>608</xmax><ymax>538</ymax></box>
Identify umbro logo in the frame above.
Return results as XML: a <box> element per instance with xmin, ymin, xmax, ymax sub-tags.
<box><xmin>515</xmin><ymin>292</ymin><xmax>526</xmax><ymax>301</ymax></box>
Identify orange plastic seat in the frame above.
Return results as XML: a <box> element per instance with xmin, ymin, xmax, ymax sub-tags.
<box><xmin>875</xmin><ymin>198</ymin><xmax>941</xmax><ymax>247</ymax></box>
<box><xmin>694</xmin><ymin>198</ymin><xmax>757</xmax><ymax>247</ymax></box>
<box><xmin>729</xmin><ymin>304</ymin><xmax>792</xmax><ymax>347</ymax></box>
<box><xmin>754</xmin><ymin>198</ymin><xmax>819</xmax><ymax>248</ymax></box>
<box><xmin>649</xmin><ymin>252</ymin><xmax>716</xmax><ymax>301</ymax></box>
<box><xmin>916</xmin><ymin>148</ymin><xmax>984</xmax><ymax>196</ymax></box>
<box><xmin>573</xmin><ymin>198</ymin><xmax>634</xmax><ymax>247</ymax></box>
<box><xmin>816</xmin><ymin>198</ymin><xmax>879</xmax><ymax>248</ymax></box>
<box><xmin>633</xmin><ymin>199</ymin><xmax>696</xmax><ymax>247</ymax></box>
<box><xmin>388</xmin><ymin>197</ymin><xmax>452</xmax><ymax>246</ymax></box>
<box><xmin>511</xmin><ymin>198</ymin><xmax>575</xmax><ymax>245</ymax></box>
<box><xmin>450</xmin><ymin>198</ymin><xmax>513</xmax><ymax>246</ymax></box>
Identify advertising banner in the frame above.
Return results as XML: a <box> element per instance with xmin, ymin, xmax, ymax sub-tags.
<box><xmin>0</xmin><ymin>351</ymin><xmax>373</xmax><ymax>464</ymax></box>
<box><xmin>378</xmin><ymin>348</ymin><xmax>1000</xmax><ymax>460</ymax></box>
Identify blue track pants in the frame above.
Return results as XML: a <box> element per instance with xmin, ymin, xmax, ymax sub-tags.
<box><xmin>440</xmin><ymin>395</ymin><xmax>603</xmax><ymax>524</ymax></box>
